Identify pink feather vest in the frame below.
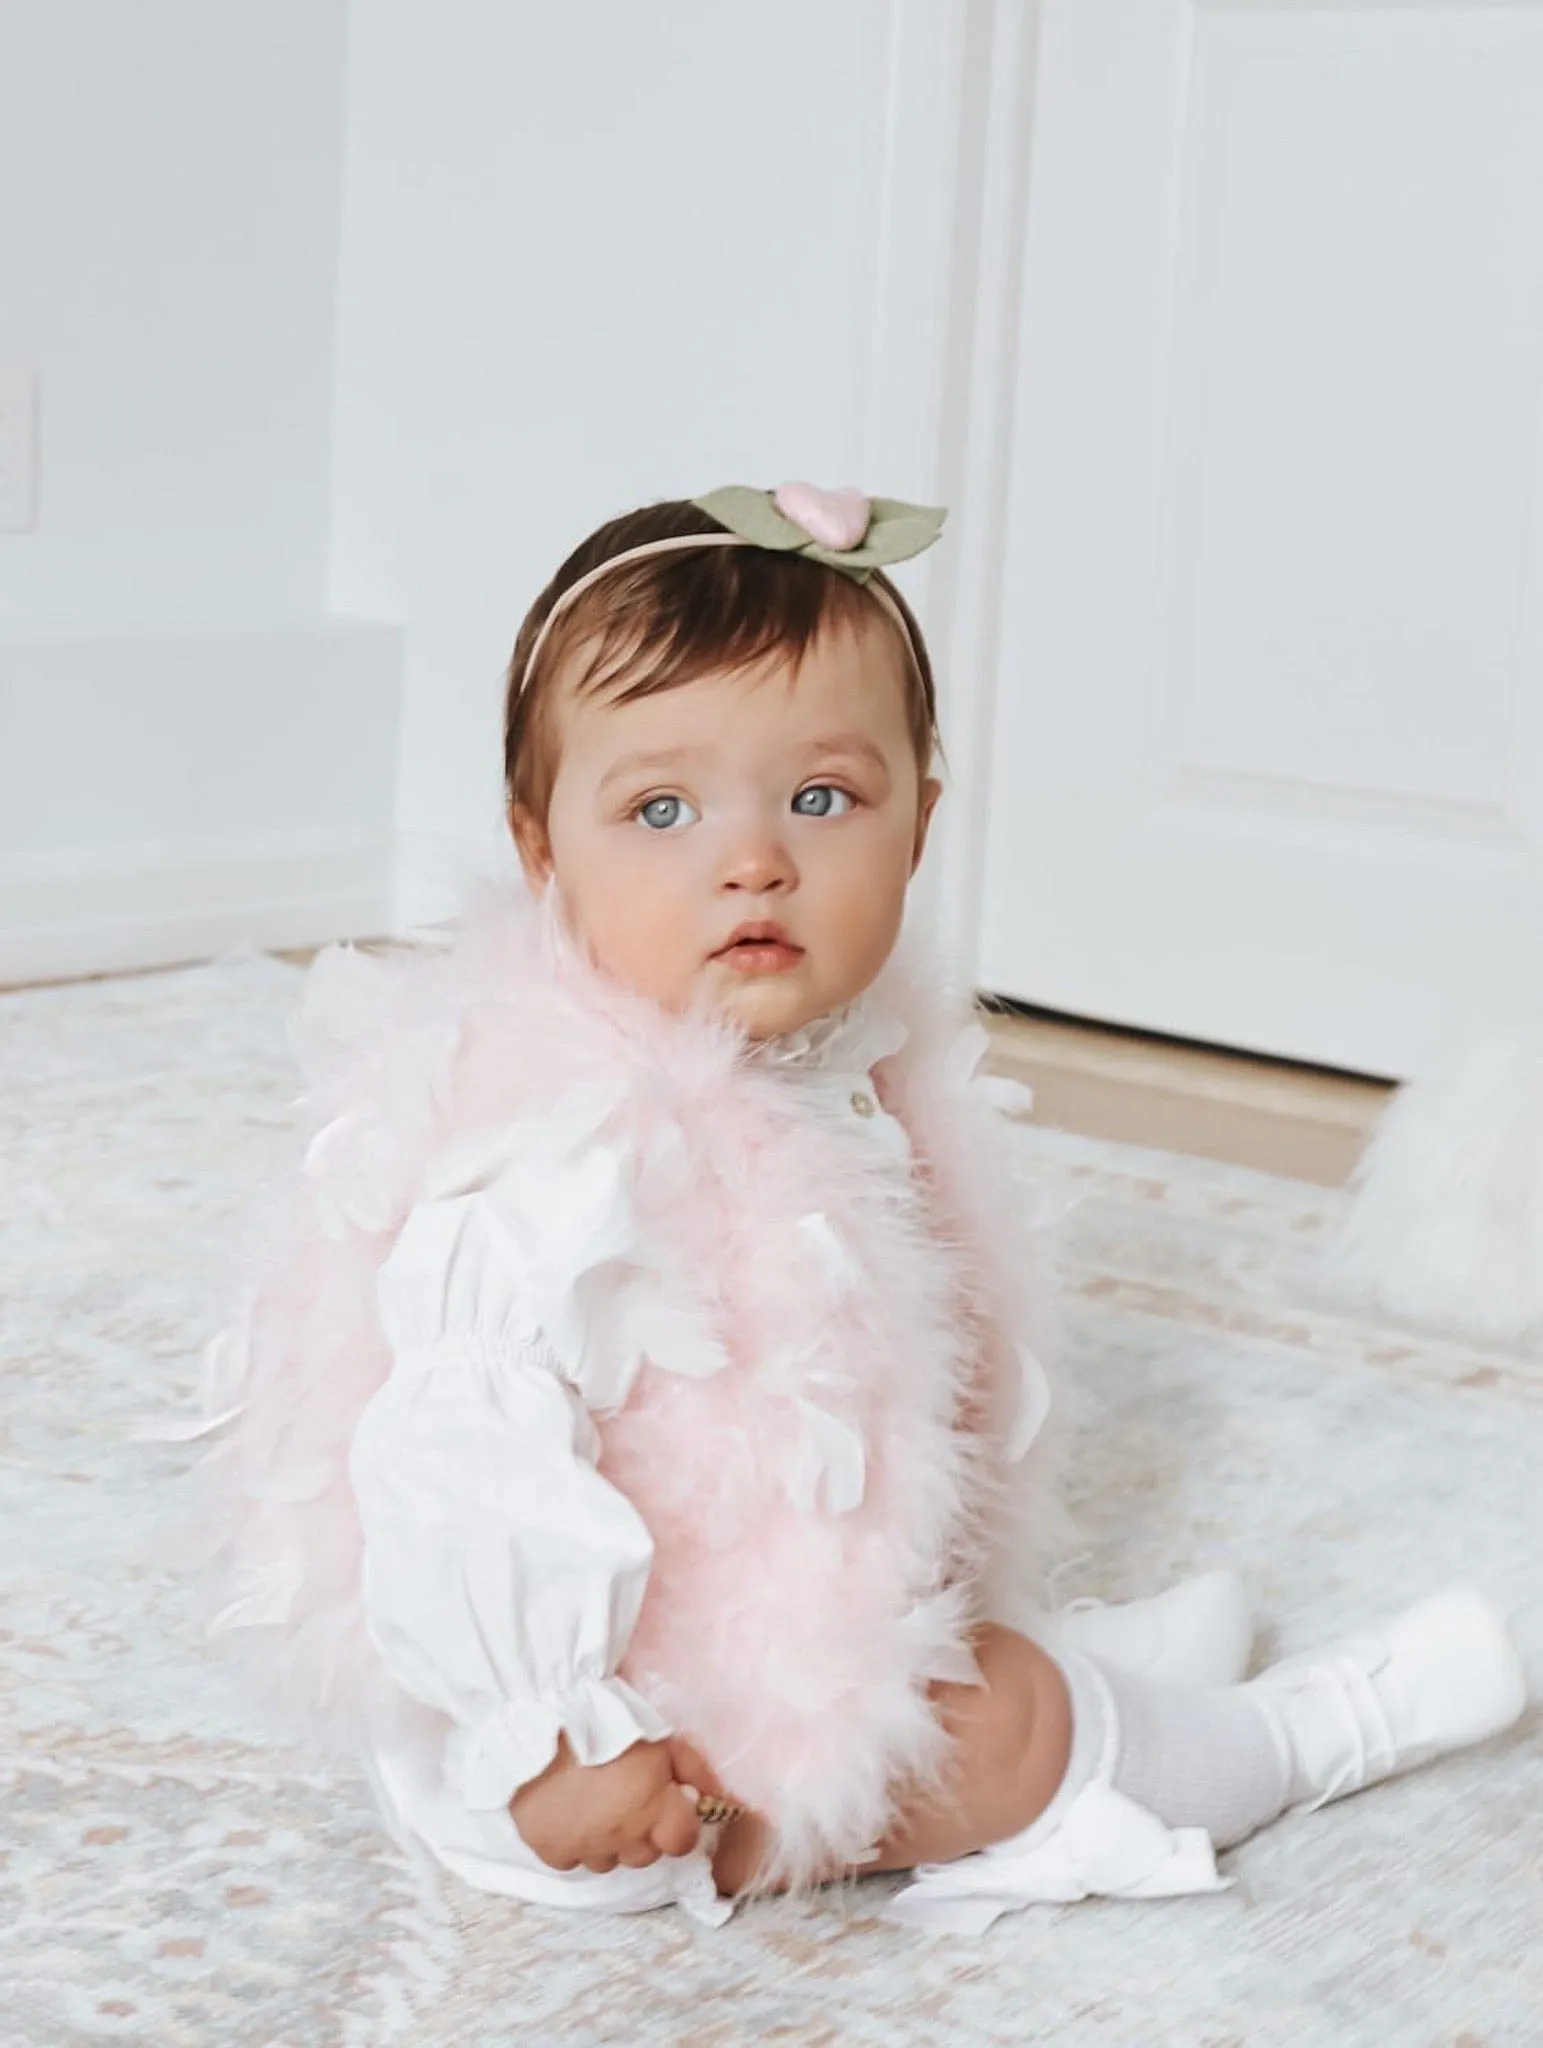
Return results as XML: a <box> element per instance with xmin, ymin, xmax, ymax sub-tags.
<box><xmin>201</xmin><ymin>875</ymin><xmax>1066</xmax><ymax>1886</ymax></box>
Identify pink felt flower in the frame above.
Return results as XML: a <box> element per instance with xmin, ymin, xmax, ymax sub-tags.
<box><xmin>772</xmin><ymin>481</ymin><xmax>872</xmax><ymax>552</ymax></box>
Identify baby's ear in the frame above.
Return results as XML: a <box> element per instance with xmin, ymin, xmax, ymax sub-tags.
<box><xmin>911</xmin><ymin>775</ymin><xmax>943</xmax><ymax>873</ymax></box>
<box><xmin>509</xmin><ymin>801</ymin><xmax>553</xmax><ymax>888</ymax></box>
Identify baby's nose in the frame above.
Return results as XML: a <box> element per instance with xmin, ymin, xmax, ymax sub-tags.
<box><xmin>720</xmin><ymin>824</ymin><xmax>796</xmax><ymax>891</ymax></box>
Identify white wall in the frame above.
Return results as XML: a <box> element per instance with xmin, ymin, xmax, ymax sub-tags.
<box><xmin>2</xmin><ymin>0</ymin><xmax>976</xmax><ymax>976</ymax></box>
<box><xmin>0</xmin><ymin>0</ymin><xmax>348</xmax><ymax>622</ymax></box>
<box><xmin>329</xmin><ymin>0</ymin><xmax>924</xmax><ymax>924</ymax></box>
<box><xmin>0</xmin><ymin>1</ymin><xmax>403</xmax><ymax>982</ymax></box>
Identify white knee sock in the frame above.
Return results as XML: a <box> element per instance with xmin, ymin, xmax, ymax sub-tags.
<box><xmin>1021</xmin><ymin>1650</ymin><xmax>1297</xmax><ymax>1854</ymax></box>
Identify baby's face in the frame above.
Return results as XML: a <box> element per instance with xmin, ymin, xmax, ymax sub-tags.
<box><xmin>514</xmin><ymin>614</ymin><xmax>941</xmax><ymax>1040</ymax></box>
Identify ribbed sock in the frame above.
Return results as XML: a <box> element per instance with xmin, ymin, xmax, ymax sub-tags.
<box><xmin>1012</xmin><ymin>1650</ymin><xmax>1298</xmax><ymax>1854</ymax></box>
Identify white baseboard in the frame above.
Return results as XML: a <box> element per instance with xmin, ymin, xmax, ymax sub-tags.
<box><xmin>0</xmin><ymin>616</ymin><xmax>403</xmax><ymax>985</ymax></box>
<box><xmin>0</xmin><ymin>826</ymin><xmax>397</xmax><ymax>985</ymax></box>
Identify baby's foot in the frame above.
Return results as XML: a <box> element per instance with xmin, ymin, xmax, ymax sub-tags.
<box><xmin>1024</xmin><ymin>1568</ymin><xmax>1255</xmax><ymax>1688</ymax></box>
<box><xmin>1246</xmin><ymin>1586</ymin><xmax>1531</xmax><ymax>1812</ymax></box>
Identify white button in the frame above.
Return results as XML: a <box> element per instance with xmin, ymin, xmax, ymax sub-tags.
<box><xmin>850</xmin><ymin>1090</ymin><xmax>876</xmax><ymax>1117</ymax></box>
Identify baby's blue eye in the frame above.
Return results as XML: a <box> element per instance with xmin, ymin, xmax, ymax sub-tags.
<box><xmin>636</xmin><ymin>794</ymin><xmax>699</xmax><ymax>831</ymax></box>
<box><xmin>793</xmin><ymin>785</ymin><xmax>855</xmax><ymax>818</ymax></box>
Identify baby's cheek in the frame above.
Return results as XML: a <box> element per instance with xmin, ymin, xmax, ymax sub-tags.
<box><xmin>825</xmin><ymin>864</ymin><xmax>907</xmax><ymax>973</ymax></box>
<box><xmin>595</xmin><ymin>883</ymin><xmax>699</xmax><ymax>1009</ymax></box>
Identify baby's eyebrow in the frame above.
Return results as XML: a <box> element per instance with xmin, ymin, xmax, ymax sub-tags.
<box><xmin>797</xmin><ymin>733</ymin><xmax>890</xmax><ymax>775</ymax></box>
<box><xmin>598</xmin><ymin>746</ymin><xmax>701</xmax><ymax>794</ymax></box>
<box><xmin>598</xmin><ymin>733</ymin><xmax>889</xmax><ymax>793</ymax></box>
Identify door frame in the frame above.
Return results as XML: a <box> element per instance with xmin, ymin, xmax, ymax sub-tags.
<box><xmin>860</xmin><ymin>0</ymin><xmax>1043</xmax><ymax>983</ymax></box>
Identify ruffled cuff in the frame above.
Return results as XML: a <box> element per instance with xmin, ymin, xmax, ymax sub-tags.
<box><xmin>446</xmin><ymin>1674</ymin><xmax>672</xmax><ymax>1812</ymax></box>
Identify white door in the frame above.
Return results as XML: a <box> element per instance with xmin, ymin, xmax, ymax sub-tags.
<box><xmin>973</xmin><ymin>0</ymin><xmax>1543</xmax><ymax>1079</ymax></box>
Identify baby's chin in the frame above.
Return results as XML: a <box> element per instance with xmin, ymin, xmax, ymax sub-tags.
<box><xmin>698</xmin><ymin>960</ymin><xmax>851</xmax><ymax>1042</ymax></box>
<box><xmin>584</xmin><ymin>935</ymin><xmax>859</xmax><ymax>1041</ymax></box>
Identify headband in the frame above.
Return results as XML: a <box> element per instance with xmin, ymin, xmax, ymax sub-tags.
<box><xmin>513</xmin><ymin>481</ymin><xmax>947</xmax><ymax>700</ymax></box>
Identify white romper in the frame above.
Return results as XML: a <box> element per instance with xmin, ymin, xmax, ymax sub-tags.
<box><xmin>349</xmin><ymin>996</ymin><xmax>917</xmax><ymax>1925</ymax></box>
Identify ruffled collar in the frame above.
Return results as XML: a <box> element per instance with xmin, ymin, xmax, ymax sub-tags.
<box><xmin>744</xmin><ymin>990</ymin><xmax>910</xmax><ymax>1077</ymax></box>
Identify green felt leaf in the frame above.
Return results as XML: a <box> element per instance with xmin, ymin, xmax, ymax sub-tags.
<box><xmin>690</xmin><ymin>487</ymin><xmax>808</xmax><ymax>552</ymax></box>
<box><xmin>690</xmin><ymin>487</ymin><xmax>947</xmax><ymax>583</ymax></box>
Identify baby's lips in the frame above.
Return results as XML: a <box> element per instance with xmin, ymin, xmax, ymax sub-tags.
<box><xmin>713</xmin><ymin>930</ymin><xmax>802</xmax><ymax>958</ymax></box>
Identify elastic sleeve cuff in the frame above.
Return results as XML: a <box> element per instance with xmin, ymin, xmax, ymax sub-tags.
<box><xmin>446</xmin><ymin>1674</ymin><xmax>672</xmax><ymax>1812</ymax></box>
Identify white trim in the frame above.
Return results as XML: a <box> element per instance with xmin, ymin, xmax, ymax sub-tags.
<box><xmin>861</xmin><ymin>1</ymin><xmax>1045</xmax><ymax>983</ymax></box>
<box><xmin>928</xmin><ymin>1</ymin><xmax>1046</xmax><ymax>989</ymax></box>
<box><xmin>0</xmin><ymin>827</ymin><xmax>395</xmax><ymax>987</ymax></box>
<box><xmin>859</xmin><ymin>1</ymin><xmax>971</xmax><ymax>545</ymax></box>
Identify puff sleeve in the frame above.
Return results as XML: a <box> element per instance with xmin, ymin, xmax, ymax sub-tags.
<box><xmin>348</xmin><ymin>1132</ymin><xmax>672</xmax><ymax>1814</ymax></box>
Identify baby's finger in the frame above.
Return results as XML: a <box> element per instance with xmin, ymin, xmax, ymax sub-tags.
<box><xmin>616</xmin><ymin>1837</ymin><xmax>662</xmax><ymax>1869</ymax></box>
<box><xmin>647</xmin><ymin>1784</ymin><xmax>701</xmax><ymax>1862</ymax></box>
<box><xmin>580</xmin><ymin>1850</ymin><xmax>619</xmax><ymax>1874</ymax></box>
<box><xmin>666</xmin><ymin>1737</ymin><xmax>733</xmax><ymax>1804</ymax></box>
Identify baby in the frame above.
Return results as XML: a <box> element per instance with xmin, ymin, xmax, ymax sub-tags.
<box><xmin>203</xmin><ymin>483</ymin><xmax>1531</xmax><ymax>1930</ymax></box>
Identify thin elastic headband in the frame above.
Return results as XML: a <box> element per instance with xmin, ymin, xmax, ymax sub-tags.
<box><xmin>513</xmin><ymin>531</ymin><xmax>923</xmax><ymax>701</ymax></box>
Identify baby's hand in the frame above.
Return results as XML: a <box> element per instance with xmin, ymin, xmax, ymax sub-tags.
<box><xmin>509</xmin><ymin>1733</ymin><xmax>731</xmax><ymax>1875</ymax></box>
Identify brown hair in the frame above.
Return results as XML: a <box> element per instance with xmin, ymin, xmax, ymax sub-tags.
<box><xmin>502</xmin><ymin>498</ymin><xmax>944</xmax><ymax>838</ymax></box>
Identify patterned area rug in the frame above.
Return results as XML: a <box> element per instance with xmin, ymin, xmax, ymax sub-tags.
<box><xmin>2</xmin><ymin>952</ymin><xmax>1538</xmax><ymax>2048</ymax></box>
